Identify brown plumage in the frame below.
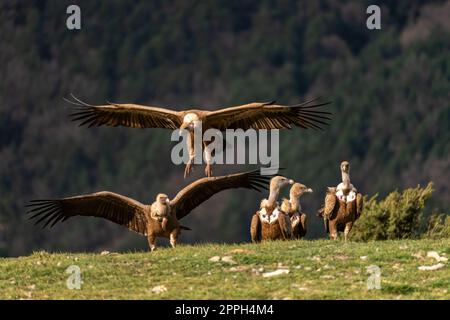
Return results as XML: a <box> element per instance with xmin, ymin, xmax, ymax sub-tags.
<box><xmin>27</xmin><ymin>169</ymin><xmax>271</xmax><ymax>251</ymax></box>
<box><xmin>67</xmin><ymin>95</ymin><xmax>331</xmax><ymax>177</ymax></box>
<box><xmin>318</xmin><ymin>181</ymin><xmax>363</xmax><ymax>241</ymax></box>
<box><xmin>250</xmin><ymin>176</ymin><xmax>294</xmax><ymax>242</ymax></box>
<box><xmin>280</xmin><ymin>183</ymin><xmax>313</xmax><ymax>239</ymax></box>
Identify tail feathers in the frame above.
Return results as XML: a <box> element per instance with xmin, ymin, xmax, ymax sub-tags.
<box><xmin>180</xmin><ymin>225</ymin><xmax>191</xmax><ymax>231</ymax></box>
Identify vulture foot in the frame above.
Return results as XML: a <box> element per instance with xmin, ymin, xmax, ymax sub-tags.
<box><xmin>184</xmin><ymin>161</ymin><xmax>194</xmax><ymax>178</ymax></box>
<box><xmin>204</xmin><ymin>164</ymin><xmax>212</xmax><ymax>177</ymax></box>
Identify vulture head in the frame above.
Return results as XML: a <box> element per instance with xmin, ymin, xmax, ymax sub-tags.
<box><xmin>290</xmin><ymin>183</ymin><xmax>313</xmax><ymax>197</ymax></box>
<box><xmin>180</xmin><ymin>113</ymin><xmax>201</xmax><ymax>132</ymax></box>
<box><xmin>270</xmin><ymin>176</ymin><xmax>294</xmax><ymax>192</ymax></box>
<box><xmin>156</xmin><ymin>193</ymin><xmax>170</xmax><ymax>204</ymax></box>
<box><xmin>340</xmin><ymin>160</ymin><xmax>350</xmax><ymax>173</ymax></box>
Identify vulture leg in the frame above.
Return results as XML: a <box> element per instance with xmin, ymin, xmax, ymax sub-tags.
<box><xmin>203</xmin><ymin>141</ymin><xmax>214</xmax><ymax>177</ymax></box>
<box><xmin>184</xmin><ymin>161</ymin><xmax>194</xmax><ymax>179</ymax></box>
<box><xmin>204</xmin><ymin>164</ymin><xmax>212</xmax><ymax>178</ymax></box>
<box><xmin>328</xmin><ymin>221</ymin><xmax>338</xmax><ymax>240</ymax></box>
<box><xmin>147</xmin><ymin>234</ymin><xmax>157</xmax><ymax>251</ymax></box>
<box><xmin>184</xmin><ymin>132</ymin><xmax>196</xmax><ymax>178</ymax></box>
<box><xmin>344</xmin><ymin>221</ymin><xmax>353</xmax><ymax>242</ymax></box>
<box><xmin>170</xmin><ymin>230</ymin><xmax>178</xmax><ymax>248</ymax></box>
<box><xmin>250</xmin><ymin>213</ymin><xmax>261</xmax><ymax>243</ymax></box>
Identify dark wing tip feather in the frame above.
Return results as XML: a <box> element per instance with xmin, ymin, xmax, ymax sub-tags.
<box><xmin>63</xmin><ymin>94</ymin><xmax>95</xmax><ymax>107</ymax></box>
<box><xmin>26</xmin><ymin>200</ymin><xmax>66</xmax><ymax>228</ymax></box>
<box><xmin>291</xmin><ymin>100</ymin><xmax>333</xmax><ymax>130</ymax></box>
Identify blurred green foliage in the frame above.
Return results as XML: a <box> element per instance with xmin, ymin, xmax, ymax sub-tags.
<box><xmin>423</xmin><ymin>213</ymin><xmax>450</xmax><ymax>239</ymax></box>
<box><xmin>0</xmin><ymin>0</ymin><xmax>449</xmax><ymax>256</ymax></box>
<box><xmin>352</xmin><ymin>183</ymin><xmax>449</xmax><ymax>240</ymax></box>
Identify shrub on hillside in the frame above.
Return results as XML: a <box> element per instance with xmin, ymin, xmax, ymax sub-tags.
<box><xmin>351</xmin><ymin>183</ymin><xmax>434</xmax><ymax>241</ymax></box>
<box><xmin>423</xmin><ymin>213</ymin><xmax>450</xmax><ymax>239</ymax></box>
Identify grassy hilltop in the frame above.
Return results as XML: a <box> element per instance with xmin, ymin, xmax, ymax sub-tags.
<box><xmin>1</xmin><ymin>239</ymin><xmax>448</xmax><ymax>299</ymax></box>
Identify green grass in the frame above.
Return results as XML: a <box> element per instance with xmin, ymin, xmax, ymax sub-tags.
<box><xmin>1</xmin><ymin>239</ymin><xmax>449</xmax><ymax>299</ymax></box>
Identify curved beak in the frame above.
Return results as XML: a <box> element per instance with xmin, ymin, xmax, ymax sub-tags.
<box><xmin>288</xmin><ymin>179</ymin><xmax>294</xmax><ymax>185</ymax></box>
<box><xmin>307</xmin><ymin>188</ymin><xmax>313</xmax><ymax>193</ymax></box>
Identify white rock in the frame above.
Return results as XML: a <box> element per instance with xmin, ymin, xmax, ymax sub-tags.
<box><xmin>360</xmin><ymin>256</ymin><xmax>368</xmax><ymax>260</ymax></box>
<box><xmin>208</xmin><ymin>256</ymin><xmax>221</xmax><ymax>262</ymax></box>
<box><xmin>262</xmin><ymin>269</ymin><xmax>290</xmax><ymax>278</ymax></box>
<box><xmin>427</xmin><ymin>251</ymin><xmax>448</xmax><ymax>262</ymax></box>
<box><xmin>100</xmin><ymin>251</ymin><xmax>110</xmax><ymax>255</ymax></box>
<box><xmin>221</xmin><ymin>256</ymin><xmax>237</xmax><ymax>264</ymax></box>
<box><xmin>418</xmin><ymin>263</ymin><xmax>446</xmax><ymax>271</ymax></box>
<box><xmin>151</xmin><ymin>285</ymin><xmax>167</xmax><ymax>293</ymax></box>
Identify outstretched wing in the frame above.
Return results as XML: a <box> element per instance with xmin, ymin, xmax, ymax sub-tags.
<box><xmin>171</xmin><ymin>169</ymin><xmax>272</xmax><ymax>219</ymax></box>
<box><xmin>205</xmin><ymin>98</ymin><xmax>331</xmax><ymax>131</ymax></box>
<box><xmin>26</xmin><ymin>191</ymin><xmax>148</xmax><ymax>235</ymax></box>
<box><xmin>324</xmin><ymin>192</ymin><xmax>337</xmax><ymax>218</ymax></box>
<box><xmin>356</xmin><ymin>193</ymin><xmax>363</xmax><ymax>219</ymax></box>
<box><xmin>66</xmin><ymin>94</ymin><xmax>183</xmax><ymax>129</ymax></box>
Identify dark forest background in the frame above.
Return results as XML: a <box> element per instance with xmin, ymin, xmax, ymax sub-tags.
<box><xmin>1</xmin><ymin>0</ymin><xmax>449</xmax><ymax>257</ymax></box>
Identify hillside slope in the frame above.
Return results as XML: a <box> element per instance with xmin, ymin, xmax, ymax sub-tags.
<box><xmin>1</xmin><ymin>239</ymin><xmax>448</xmax><ymax>299</ymax></box>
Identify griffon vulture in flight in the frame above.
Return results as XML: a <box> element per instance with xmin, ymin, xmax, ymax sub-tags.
<box><xmin>27</xmin><ymin>169</ymin><xmax>271</xmax><ymax>251</ymax></box>
<box><xmin>67</xmin><ymin>95</ymin><xmax>331</xmax><ymax>177</ymax></box>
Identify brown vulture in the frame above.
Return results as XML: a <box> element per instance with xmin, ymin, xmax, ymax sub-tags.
<box><xmin>27</xmin><ymin>169</ymin><xmax>271</xmax><ymax>251</ymax></box>
<box><xmin>67</xmin><ymin>95</ymin><xmax>331</xmax><ymax>177</ymax></box>
<box><xmin>250</xmin><ymin>176</ymin><xmax>294</xmax><ymax>242</ymax></box>
<box><xmin>318</xmin><ymin>161</ymin><xmax>363</xmax><ymax>241</ymax></box>
<box><xmin>280</xmin><ymin>183</ymin><xmax>313</xmax><ymax>239</ymax></box>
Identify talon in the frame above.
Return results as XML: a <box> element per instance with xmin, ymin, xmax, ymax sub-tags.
<box><xmin>184</xmin><ymin>160</ymin><xmax>194</xmax><ymax>178</ymax></box>
<box><xmin>205</xmin><ymin>164</ymin><xmax>212</xmax><ymax>177</ymax></box>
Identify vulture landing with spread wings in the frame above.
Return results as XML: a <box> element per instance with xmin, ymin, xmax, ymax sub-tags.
<box><xmin>67</xmin><ymin>95</ymin><xmax>331</xmax><ymax>177</ymax></box>
<box><xmin>27</xmin><ymin>169</ymin><xmax>271</xmax><ymax>251</ymax></box>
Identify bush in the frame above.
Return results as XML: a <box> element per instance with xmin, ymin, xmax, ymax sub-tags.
<box><xmin>423</xmin><ymin>213</ymin><xmax>450</xmax><ymax>239</ymax></box>
<box><xmin>352</xmin><ymin>183</ymin><xmax>434</xmax><ymax>241</ymax></box>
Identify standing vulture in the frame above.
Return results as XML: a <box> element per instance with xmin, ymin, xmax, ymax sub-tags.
<box><xmin>280</xmin><ymin>183</ymin><xmax>313</xmax><ymax>239</ymax></box>
<box><xmin>27</xmin><ymin>169</ymin><xmax>271</xmax><ymax>251</ymax></box>
<box><xmin>250</xmin><ymin>176</ymin><xmax>294</xmax><ymax>242</ymax></box>
<box><xmin>67</xmin><ymin>95</ymin><xmax>331</xmax><ymax>177</ymax></box>
<box><xmin>317</xmin><ymin>161</ymin><xmax>363</xmax><ymax>241</ymax></box>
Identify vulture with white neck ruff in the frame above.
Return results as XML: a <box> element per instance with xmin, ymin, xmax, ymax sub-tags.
<box><xmin>27</xmin><ymin>169</ymin><xmax>271</xmax><ymax>251</ymax></box>
<box><xmin>250</xmin><ymin>176</ymin><xmax>294</xmax><ymax>242</ymax></box>
<box><xmin>67</xmin><ymin>95</ymin><xmax>331</xmax><ymax>178</ymax></box>
<box><xmin>318</xmin><ymin>161</ymin><xmax>363</xmax><ymax>241</ymax></box>
<box><xmin>280</xmin><ymin>183</ymin><xmax>313</xmax><ymax>239</ymax></box>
